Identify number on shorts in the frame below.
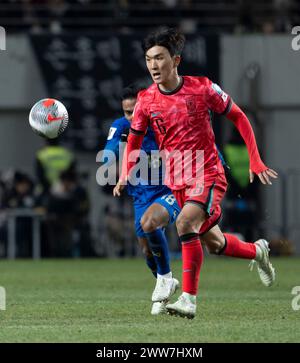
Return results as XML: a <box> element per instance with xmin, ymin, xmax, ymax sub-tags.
<box><xmin>161</xmin><ymin>194</ymin><xmax>176</xmax><ymax>205</ymax></box>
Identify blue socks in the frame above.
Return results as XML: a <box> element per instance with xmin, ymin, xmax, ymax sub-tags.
<box><xmin>145</xmin><ymin>229</ymin><xmax>171</xmax><ymax>275</ymax></box>
<box><xmin>146</xmin><ymin>255</ymin><xmax>157</xmax><ymax>278</ymax></box>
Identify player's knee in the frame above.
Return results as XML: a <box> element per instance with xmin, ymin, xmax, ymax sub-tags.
<box><xmin>204</xmin><ymin>240</ymin><xmax>224</xmax><ymax>255</ymax></box>
<box><xmin>206</xmin><ymin>244</ymin><xmax>219</xmax><ymax>254</ymax></box>
<box><xmin>141</xmin><ymin>215</ymin><xmax>160</xmax><ymax>233</ymax></box>
<box><xmin>176</xmin><ymin>214</ymin><xmax>197</xmax><ymax>235</ymax></box>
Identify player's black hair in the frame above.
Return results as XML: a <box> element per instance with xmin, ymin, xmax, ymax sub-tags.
<box><xmin>121</xmin><ymin>83</ymin><xmax>146</xmax><ymax>101</ymax></box>
<box><xmin>142</xmin><ymin>27</ymin><xmax>185</xmax><ymax>56</ymax></box>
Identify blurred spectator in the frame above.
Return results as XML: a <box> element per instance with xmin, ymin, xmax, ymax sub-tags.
<box><xmin>44</xmin><ymin>169</ymin><xmax>92</xmax><ymax>257</ymax></box>
<box><xmin>0</xmin><ymin>171</ymin><xmax>37</xmax><ymax>257</ymax></box>
<box><xmin>36</xmin><ymin>138</ymin><xmax>76</xmax><ymax>197</ymax></box>
<box><xmin>2</xmin><ymin>172</ymin><xmax>35</xmax><ymax>209</ymax></box>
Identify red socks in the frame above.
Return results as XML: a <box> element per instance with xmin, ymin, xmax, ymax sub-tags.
<box><xmin>222</xmin><ymin>233</ymin><xmax>256</xmax><ymax>259</ymax></box>
<box><xmin>180</xmin><ymin>233</ymin><xmax>203</xmax><ymax>295</ymax></box>
<box><xmin>178</xmin><ymin>232</ymin><xmax>256</xmax><ymax>296</ymax></box>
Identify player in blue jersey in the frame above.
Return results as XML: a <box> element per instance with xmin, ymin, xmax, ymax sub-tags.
<box><xmin>103</xmin><ymin>84</ymin><xmax>181</xmax><ymax>315</ymax></box>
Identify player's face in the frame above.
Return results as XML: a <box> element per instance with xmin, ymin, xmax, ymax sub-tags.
<box><xmin>145</xmin><ymin>46</ymin><xmax>180</xmax><ymax>88</ymax></box>
<box><xmin>122</xmin><ymin>98</ymin><xmax>136</xmax><ymax>122</ymax></box>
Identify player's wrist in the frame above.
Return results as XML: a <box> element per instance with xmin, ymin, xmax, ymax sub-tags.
<box><xmin>119</xmin><ymin>176</ymin><xmax>128</xmax><ymax>185</ymax></box>
<box><xmin>250</xmin><ymin>160</ymin><xmax>267</xmax><ymax>175</ymax></box>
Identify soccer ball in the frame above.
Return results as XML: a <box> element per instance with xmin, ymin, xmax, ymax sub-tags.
<box><xmin>29</xmin><ymin>98</ymin><xmax>69</xmax><ymax>139</ymax></box>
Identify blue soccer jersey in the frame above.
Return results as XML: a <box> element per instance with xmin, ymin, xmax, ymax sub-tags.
<box><xmin>103</xmin><ymin>116</ymin><xmax>180</xmax><ymax>237</ymax></box>
<box><xmin>103</xmin><ymin>116</ymin><xmax>170</xmax><ymax>203</ymax></box>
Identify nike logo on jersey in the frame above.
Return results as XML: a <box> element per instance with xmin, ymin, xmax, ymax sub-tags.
<box><xmin>151</xmin><ymin>112</ymin><xmax>161</xmax><ymax>117</ymax></box>
<box><xmin>47</xmin><ymin>114</ymin><xmax>64</xmax><ymax>123</ymax></box>
<box><xmin>183</xmin><ymin>269</ymin><xmax>192</xmax><ymax>273</ymax></box>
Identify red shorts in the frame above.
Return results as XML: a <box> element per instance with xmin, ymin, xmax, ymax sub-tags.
<box><xmin>172</xmin><ymin>169</ymin><xmax>227</xmax><ymax>235</ymax></box>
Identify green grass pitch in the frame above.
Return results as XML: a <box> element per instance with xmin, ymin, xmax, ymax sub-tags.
<box><xmin>0</xmin><ymin>257</ymin><xmax>299</xmax><ymax>342</ymax></box>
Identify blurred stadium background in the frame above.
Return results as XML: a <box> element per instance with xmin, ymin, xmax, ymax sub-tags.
<box><xmin>0</xmin><ymin>0</ymin><xmax>299</xmax><ymax>259</ymax></box>
<box><xmin>0</xmin><ymin>0</ymin><xmax>300</xmax><ymax>344</ymax></box>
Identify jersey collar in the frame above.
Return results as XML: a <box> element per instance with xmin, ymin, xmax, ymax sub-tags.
<box><xmin>158</xmin><ymin>76</ymin><xmax>184</xmax><ymax>95</ymax></box>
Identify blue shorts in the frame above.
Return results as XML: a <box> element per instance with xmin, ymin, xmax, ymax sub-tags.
<box><xmin>134</xmin><ymin>192</ymin><xmax>181</xmax><ymax>238</ymax></box>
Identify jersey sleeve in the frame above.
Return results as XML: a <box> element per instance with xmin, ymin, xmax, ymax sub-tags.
<box><xmin>226</xmin><ymin>102</ymin><xmax>267</xmax><ymax>175</ymax></box>
<box><xmin>104</xmin><ymin>120</ymin><xmax>128</xmax><ymax>153</ymax></box>
<box><xmin>103</xmin><ymin>119</ymin><xmax>125</xmax><ymax>161</ymax></box>
<box><xmin>130</xmin><ymin>92</ymin><xmax>149</xmax><ymax>135</ymax></box>
<box><xmin>204</xmin><ymin>79</ymin><xmax>232</xmax><ymax>115</ymax></box>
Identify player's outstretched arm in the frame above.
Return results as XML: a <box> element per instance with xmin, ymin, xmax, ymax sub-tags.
<box><xmin>113</xmin><ymin>143</ymin><xmax>129</xmax><ymax>197</ymax></box>
<box><xmin>113</xmin><ymin>131</ymin><xmax>145</xmax><ymax>196</ymax></box>
<box><xmin>226</xmin><ymin>102</ymin><xmax>278</xmax><ymax>185</ymax></box>
<box><xmin>114</xmin><ymin>94</ymin><xmax>147</xmax><ymax>196</ymax></box>
<box><xmin>113</xmin><ymin>179</ymin><xmax>126</xmax><ymax>197</ymax></box>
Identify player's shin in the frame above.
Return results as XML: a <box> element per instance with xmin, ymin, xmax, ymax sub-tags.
<box><xmin>145</xmin><ymin>229</ymin><xmax>171</xmax><ymax>275</ymax></box>
<box><xmin>180</xmin><ymin>233</ymin><xmax>203</xmax><ymax>295</ymax></box>
<box><xmin>145</xmin><ymin>255</ymin><xmax>157</xmax><ymax>278</ymax></box>
<box><xmin>220</xmin><ymin>233</ymin><xmax>256</xmax><ymax>259</ymax></box>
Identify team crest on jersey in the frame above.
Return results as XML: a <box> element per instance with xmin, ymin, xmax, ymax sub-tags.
<box><xmin>151</xmin><ymin>112</ymin><xmax>161</xmax><ymax>118</ymax></box>
<box><xmin>185</xmin><ymin>96</ymin><xmax>197</xmax><ymax>114</ymax></box>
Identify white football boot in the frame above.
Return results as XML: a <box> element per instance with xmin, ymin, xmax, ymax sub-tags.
<box><xmin>249</xmin><ymin>239</ymin><xmax>275</xmax><ymax>287</ymax></box>
<box><xmin>151</xmin><ymin>300</ymin><xmax>168</xmax><ymax>315</ymax></box>
<box><xmin>152</xmin><ymin>277</ymin><xmax>179</xmax><ymax>302</ymax></box>
<box><xmin>166</xmin><ymin>293</ymin><xmax>196</xmax><ymax>319</ymax></box>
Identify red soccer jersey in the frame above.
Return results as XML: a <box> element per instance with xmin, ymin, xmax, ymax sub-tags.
<box><xmin>131</xmin><ymin>76</ymin><xmax>232</xmax><ymax>190</ymax></box>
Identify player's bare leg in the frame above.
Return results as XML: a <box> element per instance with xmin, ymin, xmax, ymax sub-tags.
<box><xmin>141</xmin><ymin>203</ymin><xmax>179</xmax><ymax>314</ymax></box>
<box><xmin>141</xmin><ymin>203</ymin><xmax>170</xmax><ymax>232</ymax></box>
<box><xmin>201</xmin><ymin>225</ymin><xmax>275</xmax><ymax>286</ymax></box>
<box><xmin>166</xmin><ymin>203</ymin><xmax>206</xmax><ymax>319</ymax></box>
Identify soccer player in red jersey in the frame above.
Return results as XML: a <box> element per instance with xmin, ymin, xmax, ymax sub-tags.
<box><xmin>114</xmin><ymin>28</ymin><xmax>278</xmax><ymax>319</ymax></box>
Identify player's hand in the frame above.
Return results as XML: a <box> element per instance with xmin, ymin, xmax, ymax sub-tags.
<box><xmin>113</xmin><ymin>179</ymin><xmax>126</xmax><ymax>197</ymax></box>
<box><xmin>249</xmin><ymin>168</ymin><xmax>278</xmax><ymax>185</ymax></box>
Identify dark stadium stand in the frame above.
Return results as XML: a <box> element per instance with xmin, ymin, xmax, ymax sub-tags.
<box><xmin>0</xmin><ymin>0</ymin><xmax>298</xmax><ymax>33</ymax></box>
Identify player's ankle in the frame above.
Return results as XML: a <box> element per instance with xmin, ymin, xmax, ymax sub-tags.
<box><xmin>254</xmin><ymin>244</ymin><xmax>263</xmax><ymax>261</ymax></box>
<box><xmin>157</xmin><ymin>271</ymin><xmax>172</xmax><ymax>279</ymax></box>
<box><xmin>182</xmin><ymin>292</ymin><xmax>196</xmax><ymax>304</ymax></box>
